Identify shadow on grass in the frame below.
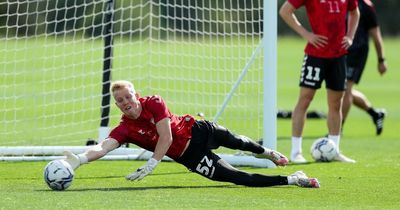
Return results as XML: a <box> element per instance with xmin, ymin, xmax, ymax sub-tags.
<box><xmin>38</xmin><ymin>184</ymin><xmax>238</xmax><ymax>192</ymax></box>
<box><xmin>75</xmin><ymin>171</ymin><xmax>191</xmax><ymax>180</ymax></box>
<box><xmin>287</xmin><ymin>160</ymin><xmax>342</xmax><ymax>166</ymax></box>
<box><xmin>287</xmin><ymin>161</ymin><xmax>313</xmax><ymax>166</ymax></box>
<box><xmin>277</xmin><ymin>135</ymin><xmax>327</xmax><ymax>141</ymax></box>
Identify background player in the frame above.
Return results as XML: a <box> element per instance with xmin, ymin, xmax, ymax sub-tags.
<box><xmin>342</xmin><ymin>0</ymin><xmax>387</xmax><ymax>136</ymax></box>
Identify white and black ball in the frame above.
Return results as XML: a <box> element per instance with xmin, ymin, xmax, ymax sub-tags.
<box><xmin>44</xmin><ymin>160</ymin><xmax>74</xmax><ymax>190</ymax></box>
<box><xmin>310</xmin><ymin>137</ymin><xmax>338</xmax><ymax>162</ymax></box>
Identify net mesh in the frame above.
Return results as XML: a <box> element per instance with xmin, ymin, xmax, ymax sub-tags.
<box><xmin>0</xmin><ymin>0</ymin><xmax>264</xmax><ymax>147</ymax></box>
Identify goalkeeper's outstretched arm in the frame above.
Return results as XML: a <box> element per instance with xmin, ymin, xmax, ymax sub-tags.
<box><xmin>64</xmin><ymin>138</ymin><xmax>119</xmax><ymax>169</ymax></box>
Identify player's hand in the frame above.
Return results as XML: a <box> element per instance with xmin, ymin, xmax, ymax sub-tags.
<box><xmin>125</xmin><ymin>158</ymin><xmax>159</xmax><ymax>181</ymax></box>
<box><xmin>341</xmin><ymin>36</ymin><xmax>353</xmax><ymax>50</ymax></box>
<box><xmin>378</xmin><ymin>62</ymin><xmax>387</xmax><ymax>75</ymax></box>
<box><xmin>304</xmin><ymin>32</ymin><xmax>328</xmax><ymax>49</ymax></box>
<box><xmin>63</xmin><ymin>150</ymin><xmax>80</xmax><ymax>170</ymax></box>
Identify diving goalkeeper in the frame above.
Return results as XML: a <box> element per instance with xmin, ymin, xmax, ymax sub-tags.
<box><xmin>63</xmin><ymin>80</ymin><xmax>319</xmax><ymax>188</ymax></box>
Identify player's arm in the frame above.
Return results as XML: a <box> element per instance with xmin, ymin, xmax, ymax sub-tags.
<box><xmin>369</xmin><ymin>26</ymin><xmax>387</xmax><ymax>75</ymax></box>
<box><xmin>64</xmin><ymin>138</ymin><xmax>119</xmax><ymax>170</ymax></box>
<box><xmin>342</xmin><ymin>7</ymin><xmax>360</xmax><ymax>49</ymax></box>
<box><xmin>82</xmin><ymin>138</ymin><xmax>120</xmax><ymax>161</ymax></box>
<box><xmin>279</xmin><ymin>1</ymin><xmax>327</xmax><ymax>48</ymax></box>
<box><xmin>153</xmin><ymin>117</ymin><xmax>173</xmax><ymax>161</ymax></box>
<box><xmin>125</xmin><ymin>117</ymin><xmax>173</xmax><ymax>181</ymax></box>
<box><xmin>126</xmin><ymin>96</ymin><xmax>173</xmax><ymax>181</ymax></box>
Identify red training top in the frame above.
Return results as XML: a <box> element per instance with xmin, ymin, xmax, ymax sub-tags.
<box><xmin>109</xmin><ymin>95</ymin><xmax>195</xmax><ymax>160</ymax></box>
<box><xmin>288</xmin><ymin>0</ymin><xmax>358</xmax><ymax>58</ymax></box>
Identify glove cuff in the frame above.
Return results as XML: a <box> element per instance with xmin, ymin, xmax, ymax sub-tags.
<box><xmin>147</xmin><ymin>158</ymin><xmax>159</xmax><ymax>169</ymax></box>
<box><xmin>77</xmin><ymin>154</ymin><xmax>88</xmax><ymax>165</ymax></box>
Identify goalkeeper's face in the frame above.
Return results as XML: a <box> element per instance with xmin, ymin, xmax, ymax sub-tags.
<box><xmin>113</xmin><ymin>87</ymin><xmax>141</xmax><ymax>119</ymax></box>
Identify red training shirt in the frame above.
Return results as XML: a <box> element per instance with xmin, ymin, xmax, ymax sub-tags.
<box><xmin>288</xmin><ymin>0</ymin><xmax>358</xmax><ymax>58</ymax></box>
<box><xmin>109</xmin><ymin>95</ymin><xmax>195</xmax><ymax>160</ymax></box>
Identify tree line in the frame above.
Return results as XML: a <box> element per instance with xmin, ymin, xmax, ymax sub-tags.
<box><xmin>0</xmin><ymin>0</ymin><xmax>398</xmax><ymax>38</ymax></box>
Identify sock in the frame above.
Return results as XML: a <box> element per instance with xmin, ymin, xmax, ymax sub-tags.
<box><xmin>328</xmin><ymin>135</ymin><xmax>340</xmax><ymax>152</ymax></box>
<box><xmin>367</xmin><ymin>107</ymin><xmax>379</xmax><ymax>119</ymax></box>
<box><xmin>263</xmin><ymin>147</ymin><xmax>272</xmax><ymax>156</ymax></box>
<box><xmin>291</xmin><ymin>136</ymin><xmax>302</xmax><ymax>157</ymax></box>
<box><xmin>287</xmin><ymin>175</ymin><xmax>297</xmax><ymax>185</ymax></box>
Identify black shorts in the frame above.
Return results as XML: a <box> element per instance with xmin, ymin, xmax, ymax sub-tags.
<box><xmin>175</xmin><ymin>120</ymin><xmax>221</xmax><ymax>179</ymax></box>
<box><xmin>175</xmin><ymin>120</ymin><xmax>289</xmax><ymax>187</ymax></box>
<box><xmin>299</xmin><ymin>55</ymin><xmax>347</xmax><ymax>91</ymax></box>
<box><xmin>346</xmin><ymin>46</ymin><xmax>369</xmax><ymax>84</ymax></box>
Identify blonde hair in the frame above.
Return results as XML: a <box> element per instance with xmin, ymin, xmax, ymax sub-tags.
<box><xmin>110</xmin><ymin>80</ymin><xmax>135</xmax><ymax>94</ymax></box>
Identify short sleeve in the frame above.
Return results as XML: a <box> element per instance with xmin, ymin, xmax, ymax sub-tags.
<box><xmin>146</xmin><ymin>95</ymin><xmax>171</xmax><ymax>123</ymax></box>
<box><xmin>109</xmin><ymin>123</ymin><xmax>128</xmax><ymax>144</ymax></box>
<box><xmin>288</xmin><ymin>0</ymin><xmax>305</xmax><ymax>9</ymax></box>
<box><xmin>348</xmin><ymin>0</ymin><xmax>358</xmax><ymax>11</ymax></box>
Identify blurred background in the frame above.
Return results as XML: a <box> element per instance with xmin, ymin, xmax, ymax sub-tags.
<box><xmin>1</xmin><ymin>0</ymin><xmax>399</xmax><ymax>38</ymax></box>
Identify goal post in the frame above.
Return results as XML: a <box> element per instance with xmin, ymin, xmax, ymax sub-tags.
<box><xmin>263</xmin><ymin>0</ymin><xmax>278</xmax><ymax>150</ymax></box>
<box><xmin>98</xmin><ymin>0</ymin><xmax>115</xmax><ymax>143</ymax></box>
<box><xmin>0</xmin><ymin>0</ymin><xmax>277</xmax><ymax>167</ymax></box>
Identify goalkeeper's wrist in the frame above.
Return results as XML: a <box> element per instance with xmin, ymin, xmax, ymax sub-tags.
<box><xmin>69</xmin><ymin>154</ymin><xmax>88</xmax><ymax>170</ymax></box>
<box><xmin>147</xmin><ymin>158</ymin><xmax>160</xmax><ymax>169</ymax></box>
<box><xmin>77</xmin><ymin>154</ymin><xmax>88</xmax><ymax>165</ymax></box>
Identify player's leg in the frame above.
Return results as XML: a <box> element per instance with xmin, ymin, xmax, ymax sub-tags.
<box><xmin>177</xmin><ymin>128</ymin><xmax>319</xmax><ymax>188</ymax></box>
<box><xmin>326</xmin><ymin>88</ymin><xmax>344</xmax><ymax>136</ymax></box>
<box><xmin>191</xmin><ymin>151</ymin><xmax>319</xmax><ymax>188</ymax></box>
<box><xmin>327</xmin><ymin>93</ymin><xmax>355</xmax><ymax>163</ymax></box>
<box><xmin>208</xmin><ymin>122</ymin><xmax>263</xmax><ymax>152</ymax></box>
<box><xmin>326</xmin><ymin>88</ymin><xmax>355</xmax><ymax>163</ymax></box>
<box><xmin>325</xmin><ymin>56</ymin><xmax>355</xmax><ymax>163</ymax></box>
<box><xmin>343</xmin><ymin>48</ymin><xmax>366</xmax><ymax>130</ymax></box>
<box><xmin>212</xmin><ymin>157</ymin><xmax>287</xmax><ymax>187</ymax></box>
<box><xmin>209</xmin><ymin>122</ymin><xmax>288</xmax><ymax>166</ymax></box>
<box><xmin>352</xmin><ymin>89</ymin><xmax>371</xmax><ymax>110</ymax></box>
<box><xmin>291</xmin><ymin>55</ymin><xmax>323</xmax><ymax>163</ymax></box>
<box><xmin>352</xmin><ymin>89</ymin><xmax>386</xmax><ymax>135</ymax></box>
<box><xmin>345</xmin><ymin>47</ymin><xmax>384</xmax><ymax>135</ymax></box>
<box><xmin>291</xmin><ymin>87</ymin><xmax>316</xmax><ymax>161</ymax></box>
<box><xmin>342</xmin><ymin>80</ymin><xmax>355</xmax><ymax>125</ymax></box>
<box><xmin>177</xmin><ymin>136</ymin><xmax>285</xmax><ymax>186</ymax></box>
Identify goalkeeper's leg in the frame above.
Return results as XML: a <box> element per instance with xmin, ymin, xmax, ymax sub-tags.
<box><xmin>211</xmin><ymin>160</ymin><xmax>320</xmax><ymax>188</ymax></box>
<box><xmin>212</xmin><ymin>156</ymin><xmax>289</xmax><ymax>187</ymax></box>
<box><xmin>209</xmin><ymin>123</ymin><xmax>261</xmax><ymax>151</ymax></box>
<box><xmin>191</xmin><ymin>151</ymin><xmax>318</xmax><ymax>188</ymax></box>
<box><xmin>177</xmin><ymin>141</ymin><xmax>317</xmax><ymax>187</ymax></box>
<box><xmin>210</xmin><ymin>122</ymin><xmax>288</xmax><ymax>166</ymax></box>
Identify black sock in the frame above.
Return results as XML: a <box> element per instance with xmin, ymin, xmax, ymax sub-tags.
<box><xmin>367</xmin><ymin>108</ymin><xmax>379</xmax><ymax>119</ymax></box>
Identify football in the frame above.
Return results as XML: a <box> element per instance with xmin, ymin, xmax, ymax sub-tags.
<box><xmin>44</xmin><ymin>160</ymin><xmax>74</xmax><ymax>190</ymax></box>
<box><xmin>310</xmin><ymin>137</ymin><xmax>338</xmax><ymax>162</ymax></box>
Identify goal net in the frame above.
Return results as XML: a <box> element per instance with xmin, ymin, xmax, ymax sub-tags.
<box><xmin>0</xmin><ymin>0</ymin><xmax>277</xmax><ymax>167</ymax></box>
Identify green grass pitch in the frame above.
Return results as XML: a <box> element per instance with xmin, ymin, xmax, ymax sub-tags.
<box><xmin>1</xmin><ymin>37</ymin><xmax>400</xmax><ymax>209</ymax></box>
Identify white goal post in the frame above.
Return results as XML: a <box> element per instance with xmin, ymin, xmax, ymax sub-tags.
<box><xmin>0</xmin><ymin>0</ymin><xmax>277</xmax><ymax>167</ymax></box>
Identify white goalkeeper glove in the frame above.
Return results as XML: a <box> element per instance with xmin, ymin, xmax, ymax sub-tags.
<box><xmin>63</xmin><ymin>151</ymin><xmax>88</xmax><ymax>170</ymax></box>
<box><xmin>126</xmin><ymin>158</ymin><xmax>159</xmax><ymax>181</ymax></box>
